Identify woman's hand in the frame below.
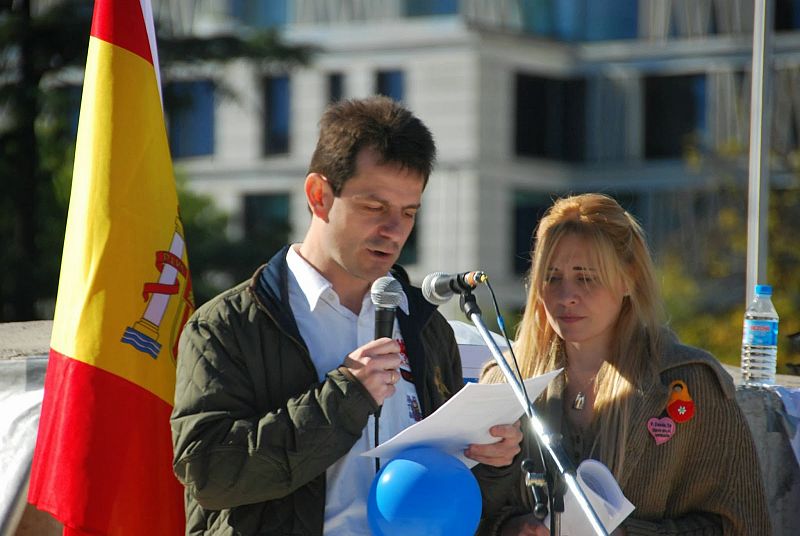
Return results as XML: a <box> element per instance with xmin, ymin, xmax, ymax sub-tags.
<box><xmin>464</xmin><ymin>420</ymin><xmax>523</xmax><ymax>467</ymax></box>
<box><xmin>500</xmin><ymin>514</ymin><xmax>550</xmax><ymax>536</ymax></box>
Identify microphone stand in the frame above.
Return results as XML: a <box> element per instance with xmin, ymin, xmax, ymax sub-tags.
<box><xmin>458</xmin><ymin>291</ymin><xmax>608</xmax><ymax>536</ymax></box>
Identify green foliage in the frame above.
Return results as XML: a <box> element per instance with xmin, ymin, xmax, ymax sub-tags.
<box><xmin>0</xmin><ymin>1</ymin><xmax>91</xmax><ymax>320</ymax></box>
<box><xmin>177</xmin><ymin>179</ymin><xmax>289</xmax><ymax>307</ymax></box>
<box><xmin>660</xmin><ymin>181</ymin><xmax>800</xmax><ymax>372</ymax></box>
<box><xmin>660</xmin><ymin>254</ymin><xmax>742</xmax><ymax>366</ymax></box>
<box><xmin>0</xmin><ymin>1</ymin><xmax>308</xmax><ymax>319</ymax></box>
<box><xmin>158</xmin><ymin>30</ymin><xmax>314</xmax><ymax>66</ymax></box>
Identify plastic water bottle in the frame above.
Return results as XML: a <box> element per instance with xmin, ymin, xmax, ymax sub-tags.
<box><xmin>740</xmin><ymin>284</ymin><xmax>779</xmax><ymax>386</ymax></box>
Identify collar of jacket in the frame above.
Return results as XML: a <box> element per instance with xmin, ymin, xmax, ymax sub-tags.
<box><xmin>249</xmin><ymin>245</ymin><xmax>305</xmax><ymax>345</ymax></box>
<box><xmin>249</xmin><ymin>245</ymin><xmax>442</xmax><ymax>416</ymax></box>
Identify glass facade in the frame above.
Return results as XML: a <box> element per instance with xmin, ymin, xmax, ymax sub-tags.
<box><xmin>376</xmin><ymin>70</ymin><xmax>405</xmax><ymax>102</ymax></box>
<box><xmin>263</xmin><ymin>75</ymin><xmax>291</xmax><ymax>155</ymax></box>
<box><xmin>328</xmin><ymin>72</ymin><xmax>344</xmax><ymax>103</ymax></box>
<box><xmin>405</xmin><ymin>0</ymin><xmax>458</xmax><ymax>17</ymax></box>
<box><xmin>515</xmin><ymin>73</ymin><xmax>586</xmax><ymax>162</ymax></box>
<box><xmin>520</xmin><ymin>0</ymin><xmax>637</xmax><ymax>41</ymax></box>
<box><xmin>167</xmin><ymin>80</ymin><xmax>215</xmax><ymax>158</ymax></box>
<box><xmin>231</xmin><ymin>0</ymin><xmax>288</xmax><ymax>27</ymax></box>
<box><xmin>644</xmin><ymin>74</ymin><xmax>707</xmax><ymax>159</ymax></box>
<box><xmin>398</xmin><ymin>225</ymin><xmax>418</xmax><ymax>266</ymax></box>
<box><xmin>513</xmin><ymin>191</ymin><xmax>553</xmax><ymax>274</ymax></box>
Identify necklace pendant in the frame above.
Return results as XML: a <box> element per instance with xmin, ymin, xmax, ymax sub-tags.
<box><xmin>572</xmin><ymin>392</ymin><xmax>586</xmax><ymax>411</ymax></box>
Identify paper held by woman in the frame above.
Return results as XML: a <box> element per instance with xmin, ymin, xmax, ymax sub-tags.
<box><xmin>546</xmin><ymin>459</ymin><xmax>635</xmax><ymax>535</ymax></box>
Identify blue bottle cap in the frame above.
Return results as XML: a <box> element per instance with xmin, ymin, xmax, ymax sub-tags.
<box><xmin>755</xmin><ymin>284</ymin><xmax>772</xmax><ymax>296</ymax></box>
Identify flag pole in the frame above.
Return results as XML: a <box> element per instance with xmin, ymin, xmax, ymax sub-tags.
<box><xmin>745</xmin><ymin>0</ymin><xmax>774</xmax><ymax>303</ymax></box>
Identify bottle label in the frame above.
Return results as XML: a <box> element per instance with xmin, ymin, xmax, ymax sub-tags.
<box><xmin>743</xmin><ymin>319</ymin><xmax>778</xmax><ymax>346</ymax></box>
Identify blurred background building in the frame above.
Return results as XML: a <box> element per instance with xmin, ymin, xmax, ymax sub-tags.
<box><xmin>4</xmin><ymin>8</ymin><xmax>800</xmax><ymax>536</ymax></box>
<box><xmin>3</xmin><ymin>0</ymin><xmax>799</xmax><ymax>365</ymax></box>
<box><xmin>155</xmin><ymin>0</ymin><xmax>800</xmax><ymax>317</ymax></box>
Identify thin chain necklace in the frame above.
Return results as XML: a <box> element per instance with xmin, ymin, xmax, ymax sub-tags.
<box><xmin>560</xmin><ymin>344</ymin><xmax>599</xmax><ymax>412</ymax></box>
<box><xmin>568</xmin><ymin>372</ymin><xmax>597</xmax><ymax>411</ymax></box>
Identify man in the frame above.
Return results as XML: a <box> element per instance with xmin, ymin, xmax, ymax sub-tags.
<box><xmin>171</xmin><ymin>96</ymin><xmax>521</xmax><ymax>535</ymax></box>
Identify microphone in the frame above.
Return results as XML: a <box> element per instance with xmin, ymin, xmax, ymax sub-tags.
<box><xmin>422</xmin><ymin>270</ymin><xmax>487</xmax><ymax>305</ymax></box>
<box><xmin>371</xmin><ymin>276</ymin><xmax>404</xmax><ymax>340</ymax></box>
<box><xmin>370</xmin><ymin>276</ymin><xmax>405</xmax><ymax>471</ymax></box>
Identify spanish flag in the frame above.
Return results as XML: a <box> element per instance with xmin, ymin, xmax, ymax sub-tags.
<box><xmin>28</xmin><ymin>0</ymin><xmax>192</xmax><ymax>534</ymax></box>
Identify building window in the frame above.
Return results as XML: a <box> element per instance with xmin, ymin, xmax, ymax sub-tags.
<box><xmin>231</xmin><ymin>0</ymin><xmax>288</xmax><ymax>28</ymax></box>
<box><xmin>519</xmin><ymin>0</ymin><xmax>637</xmax><ymax>41</ymax></box>
<box><xmin>167</xmin><ymin>80</ymin><xmax>215</xmax><ymax>158</ymax></box>
<box><xmin>243</xmin><ymin>193</ymin><xmax>291</xmax><ymax>248</ymax></box>
<box><xmin>397</xmin><ymin>225</ymin><xmax>418</xmax><ymax>266</ymax></box>
<box><xmin>775</xmin><ymin>0</ymin><xmax>800</xmax><ymax>30</ymax></box>
<box><xmin>513</xmin><ymin>191</ymin><xmax>554</xmax><ymax>275</ymax></box>
<box><xmin>263</xmin><ymin>75</ymin><xmax>290</xmax><ymax>155</ymax></box>
<box><xmin>644</xmin><ymin>74</ymin><xmax>706</xmax><ymax>159</ymax></box>
<box><xmin>583</xmin><ymin>1</ymin><xmax>638</xmax><ymax>40</ymax></box>
<box><xmin>515</xmin><ymin>73</ymin><xmax>586</xmax><ymax>162</ymax></box>
<box><xmin>376</xmin><ymin>70</ymin><xmax>404</xmax><ymax>102</ymax></box>
<box><xmin>328</xmin><ymin>72</ymin><xmax>344</xmax><ymax>103</ymax></box>
<box><xmin>405</xmin><ymin>0</ymin><xmax>458</xmax><ymax>16</ymax></box>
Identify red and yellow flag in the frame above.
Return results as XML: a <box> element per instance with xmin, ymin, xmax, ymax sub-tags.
<box><xmin>28</xmin><ymin>0</ymin><xmax>193</xmax><ymax>534</ymax></box>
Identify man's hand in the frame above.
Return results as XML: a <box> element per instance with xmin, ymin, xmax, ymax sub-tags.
<box><xmin>464</xmin><ymin>420</ymin><xmax>522</xmax><ymax>467</ymax></box>
<box><xmin>343</xmin><ymin>337</ymin><xmax>403</xmax><ymax>405</ymax></box>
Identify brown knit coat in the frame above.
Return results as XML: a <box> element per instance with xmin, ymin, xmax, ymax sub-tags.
<box><xmin>476</xmin><ymin>336</ymin><xmax>771</xmax><ymax>535</ymax></box>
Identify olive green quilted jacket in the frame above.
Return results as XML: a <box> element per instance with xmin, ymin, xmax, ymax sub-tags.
<box><xmin>171</xmin><ymin>246</ymin><xmax>465</xmax><ymax>535</ymax></box>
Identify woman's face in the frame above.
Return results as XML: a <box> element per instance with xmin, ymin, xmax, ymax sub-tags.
<box><xmin>540</xmin><ymin>234</ymin><xmax>626</xmax><ymax>358</ymax></box>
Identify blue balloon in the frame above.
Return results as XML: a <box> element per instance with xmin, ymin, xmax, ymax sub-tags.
<box><xmin>367</xmin><ymin>446</ymin><xmax>482</xmax><ymax>536</ymax></box>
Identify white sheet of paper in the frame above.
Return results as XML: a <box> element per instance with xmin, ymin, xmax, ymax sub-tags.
<box><xmin>363</xmin><ymin>369</ymin><xmax>562</xmax><ymax>468</ymax></box>
<box><xmin>546</xmin><ymin>459</ymin><xmax>636</xmax><ymax>535</ymax></box>
<box><xmin>449</xmin><ymin>320</ymin><xmax>510</xmax><ymax>383</ymax></box>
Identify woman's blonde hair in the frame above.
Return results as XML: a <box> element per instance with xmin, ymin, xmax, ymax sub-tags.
<box><xmin>514</xmin><ymin>193</ymin><xmax>663</xmax><ymax>476</ymax></box>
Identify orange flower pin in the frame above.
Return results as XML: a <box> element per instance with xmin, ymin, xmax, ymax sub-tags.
<box><xmin>666</xmin><ymin>380</ymin><xmax>695</xmax><ymax>423</ymax></box>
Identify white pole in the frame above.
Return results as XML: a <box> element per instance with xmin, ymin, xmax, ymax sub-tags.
<box><xmin>745</xmin><ymin>0</ymin><xmax>774</xmax><ymax>304</ymax></box>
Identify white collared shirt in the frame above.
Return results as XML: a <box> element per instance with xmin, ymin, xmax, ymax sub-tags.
<box><xmin>285</xmin><ymin>245</ymin><xmax>422</xmax><ymax>535</ymax></box>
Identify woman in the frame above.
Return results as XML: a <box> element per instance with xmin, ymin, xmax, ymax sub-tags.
<box><xmin>477</xmin><ymin>194</ymin><xmax>770</xmax><ymax>535</ymax></box>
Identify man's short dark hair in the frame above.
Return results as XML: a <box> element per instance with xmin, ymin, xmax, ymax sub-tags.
<box><xmin>308</xmin><ymin>96</ymin><xmax>436</xmax><ymax>195</ymax></box>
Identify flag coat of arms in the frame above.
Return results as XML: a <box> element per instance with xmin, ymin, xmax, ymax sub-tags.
<box><xmin>28</xmin><ymin>0</ymin><xmax>193</xmax><ymax>534</ymax></box>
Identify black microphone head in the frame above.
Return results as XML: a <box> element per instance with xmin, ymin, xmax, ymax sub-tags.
<box><xmin>370</xmin><ymin>276</ymin><xmax>404</xmax><ymax>308</ymax></box>
<box><xmin>422</xmin><ymin>271</ymin><xmax>450</xmax><ymax>305</ymax></box>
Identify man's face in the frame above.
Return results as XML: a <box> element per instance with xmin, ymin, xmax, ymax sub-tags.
<box><xmin>323</xmin><ymin>148</ymin><xmax>424</xmax><ymax>287</ymax></box>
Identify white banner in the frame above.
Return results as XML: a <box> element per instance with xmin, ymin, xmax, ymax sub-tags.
<box><xmin>0</xmin><ymin>357</ymin><xmax>47</xmax><ymax>535</ymax></box>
